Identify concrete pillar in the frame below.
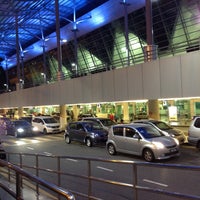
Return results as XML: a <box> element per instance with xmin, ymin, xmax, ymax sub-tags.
<box><xmin>148</xmin><ymin>100</ymin><xmax>159</xmax><ymax>120</ymax></box>
<box><xmin>73</xmin><ymin>105</ymin><xmax>79</xmax><ymax>121</ymax></box>
<box><xmin>122</xmin><ymin>102</ymin><xmax>129</xmax><ymax>123</ymax></box>
<box><xmin>130</xmin><ymin>102</ymin><xmax>136</xmax><ymax>121</ymax></box>
<box><xmin>190</xmin><ymin>99</ymin><xmax>195</xmax><ymax>118</ymax></box>
<box><xmin>60</xmin><ymin>105</ymin><xmax>66</xmax><ymax>131</ymax></box>
<box><xmin>18</xmin><ymin>107</ymin><xmax>24</xmax><ymax>119</ymax></box>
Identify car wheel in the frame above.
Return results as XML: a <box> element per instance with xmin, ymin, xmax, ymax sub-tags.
<box><xmin>65</xmin><ymin>135</ymin><xmax>71</xmax><ymax>144</ymax></box>
<box><xmin>43</xmin><ymin>129</ymin><xmax>47</xmax><ymax>134</ymax></box>
<box><xmin>107</xmin><ymin>144</ymin><xmax>116</xmax><ymax>155</ymax></box>
<box><xmin>196</xmin><ymin>141</ymin><xmax>200</xmax><ymax>149</ymax></box>
<box><xmin>86</xmin><ymin>138</ymin><xmax>92</xmax><ymax>147</ymax></box>
<box><xmin>143</xmin><ymin>148</ymin><xmax>154</xmax><ymax>162</ymax></box>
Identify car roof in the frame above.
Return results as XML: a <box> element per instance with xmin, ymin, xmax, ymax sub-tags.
<box><xmin>133</xmin><ymin>119</ymin><xmax>161</xmax><ymax>123</ymax></box>
<box><xmin>113</xmin><ymin>123</ymin><xmax>151</xmax><ymax>128</ymax></box>
<box><xmin>33</xmin><ymin>116</ymin><xmax>53</xmax><ymax>119</ymax></box>
<box><xmin>69</xmin><ymin>121</ymin><xmax>98</xmax><ymax>125</ymax></box>
<box><xmin>83</xmin><ymin>117</ymin><xmax>110</xmax><ymax>120</ymax></box>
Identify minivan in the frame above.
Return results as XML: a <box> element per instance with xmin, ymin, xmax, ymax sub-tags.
<box><xmin>32</xmin><ymin>116</ymin><xmax>60</xmax><ymax>134</ymax></box>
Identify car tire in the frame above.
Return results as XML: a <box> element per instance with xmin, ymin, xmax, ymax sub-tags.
<box><xmin>196</xmin><ymin>141</ymin><xmax>200</xmax><ymax>149</ymax></box>
<box><xmin>86</xmin><ymin>138</ymin><xmax>92</xmax><ymax>147</ymax></box>
<box><xmin>143</xmin><ymin>148</ymin><xmax>154</xmax><ymax>162</ymax></box>
<box><xmin>65</xmin><ymin>135</ymin><xmax>71</xmax><ymax>144</ymax></box>
<box><xmin>107</xmin><ymin>144</ymin><xmax>116</xmax><ymax>155</ymax></box>
<box><xmin>43</xmin><ymin>129</ymin><xmax>47</xmax><ymax>134</ymax></box>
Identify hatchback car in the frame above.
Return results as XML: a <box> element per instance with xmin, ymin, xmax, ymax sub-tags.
<box><xmin>8</xmin><ymin>120</ymin><xmax>38</xmax><ymax>138</ymax></box>
<box><xmin>188</xmin><ymin>116</ymin><xmax>200</xmax><ymax>148</ymax></box>
<box><xmin>106</xmin><ymin>123</ymin><xmax>180</xmax><ymax>162</ymax></box>
<box><xmin>64</xmin><ymin>121</ymin><xmax>108</xmax><ymax>147</ymax></box>
<box><xmin>32</xmin><ymin>116</ymin><xmax>60</xmax><ymax>134</ymax></box>
<box><xmin>82</xmin><ymin>117</ymin><xmax>117</xmax><ymax>130</ymax></box>
<box><xmin>133</xmin><ymin>120</ymin><xmax>186</xmax><ymax>144</ymax></box>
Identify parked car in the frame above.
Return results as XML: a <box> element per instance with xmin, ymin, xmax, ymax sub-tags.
<box><xmin>133</xmin><ymin>120</ymin><xmax>186</xmax><ymax>144</ymax></box>
<box><xmin>106</xmin><ymin>123</ymin><xmax>180</xmax><ymax>162</ymax></box>
<box><xmin>32</xmin><ymin>116</ymin><xmax>60</xmax><ymax>134</ymax></box>
<box><xmin>19</xmin><ymin>116</ymin><xmax>33</xmax><ymax>124</ymax></box>
<box><xmin>7</xmin><ymin>120</ymin><xmax>38</xmax><ymax>138</ymax></box>
<box><xmin>82</xmin><ymin>117</ymin><xmax>117</xmax><ymax>130</ymax></box>
<box><xmin>188</xmin><ymin>116</ymin><xmax>200</xmax><ymax>148</ymax></box>
<box><xmin>64</xmin><ymin>121</ymin><xmax>108</xmax><ymax>147</ymax></box>
<box><xmin>78</xmin><ymin>113</ymin><xmax>96</xmax><ymax>121</ymax></box>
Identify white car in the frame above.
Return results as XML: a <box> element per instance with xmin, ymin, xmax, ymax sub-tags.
<box><xmin>188</xmin><ymin>116</ymin><xmax>200</xmax><ymax>148</ymax></box>
<box><xmin>106</xmin><ymin>123</ymin><xmax>180</xmax><ymax>162</ymax></box>
<box><xmin>32</xmin><ymin>116</ymin><xmax>60</xmax><ymax>134</ymax></box>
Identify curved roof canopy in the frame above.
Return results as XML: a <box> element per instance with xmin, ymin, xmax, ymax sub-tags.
<box><xmin>0</xmin><ymin>0</ymin><xmax>145</xmax><ymax>69</ymax></box>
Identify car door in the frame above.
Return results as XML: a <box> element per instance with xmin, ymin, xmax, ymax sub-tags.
<box><xmin>123</xmin><ymin>127</ymin><xmax>142</xmax><ymax>155</ymax></box>
<box><xmin>112</xmin><ymin>127</ymin><xmax>126</xmax><ymax>151</ymax></box>
<box><xmin>71</xmin><ymin>123</ymin><xmax>87</xmax><ymax>142</ymax></box>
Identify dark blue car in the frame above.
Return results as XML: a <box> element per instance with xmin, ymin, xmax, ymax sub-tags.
<box><xmin>64</xmin><ymin>121</ymin><xmax>108</xmax><ymax>147</ymax></box>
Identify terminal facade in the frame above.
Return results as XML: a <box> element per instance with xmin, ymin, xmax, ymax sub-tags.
<box><xmin>0</xmin><ymin>0</ymin><xmax>200</xmax><ymax>128</ymax></box>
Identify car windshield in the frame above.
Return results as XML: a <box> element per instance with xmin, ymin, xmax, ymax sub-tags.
<box><xmin>43</xmin><ymin>118</ymin><xmax>58</xmax><ymax>123</ymax></box>
<box><xmin>100</xmin><ymin>119</ymin><xmax>116</xmax><ymax>127</ymax></box>
<box><xmin>14</xmin><ymin>120</ymin><xmax>30</xmax><ymax>126</ymax></box>
<box><xmin>136</xmin><ymin>126</ymin><xmax>163</xmax><ymax>139</ymax></box>
<box><xmin>84</xmin><ymin>122</ymin><xmax>103</xmax><ymax>131</ymax></box>
<box><xmin>152</xmin><ymin>121</ymin><xmax>172</xmax><ymax>130</ymax></box>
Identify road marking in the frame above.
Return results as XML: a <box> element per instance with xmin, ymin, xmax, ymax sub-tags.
<box><xmin>43</xmin><ymin>152</ymin><xmax>52</xmax><ymax>156</ymax></box>
<box><xmin>66</xmin><ymin>158</ymin><xmax>78</xmax><ymax>162</ymax></box>
<box><xmin>143</xmin><ymin>179</ymin><xmax>168</xmax><ymax>187</ymax></box>
<box><xmin>97</xmin><ymin>166</ymin><xmax>113</xmax><ymax>172</ymax></box>
<box><xmin>27</xmin><ymin>147</ymin><xmax>34</xmax><ymax>150</ymax></box>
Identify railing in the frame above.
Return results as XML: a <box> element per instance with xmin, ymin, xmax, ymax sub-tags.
<box><xmin>0</xmin><ymin>159</ymin><xmax>75</xmax><ymax>200</ymax></box>
<box><xmin>1</xmin><ymin>152</ymin><xmax>200</xmax><ymax>200</ymax></box>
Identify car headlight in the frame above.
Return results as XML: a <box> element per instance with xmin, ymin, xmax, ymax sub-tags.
<box><xmin>152</xmin><ymin>141</ymin><xmax>165</xmax><ymax>149</ymax></box>
<box><xmin>173</xmin><ymin>138</ymin><xmax>179</xmax><ymax>145</ymax></box>
<box><xmin>33</xmin><ymin>127</ymin><xmax>38</xmax><ymax>132</ymax></box>
<box><xmin>17</xmin><ymin>128</ymin><xmax>24</xmax><ymax>133</ymax></box>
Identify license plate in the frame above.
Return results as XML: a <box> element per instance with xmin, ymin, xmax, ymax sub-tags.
<box><xmin>170</xmin><ymin>148</ymin><xmax>177</xmax><ymax>152</ymax></box>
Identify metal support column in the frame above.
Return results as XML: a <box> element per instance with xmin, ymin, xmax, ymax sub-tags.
<box><xmin>144</xmin><ymin>0</ymin><xmax>157</xmax><ymax>62</ymax></box>
<box><xmin>121</xmin><ymin>0</ymin><xmax>130</xmax><ymax>66</ymax></box>
<box><xmin>15</xmin><ymin>13</ymin><xmax>21</xmax><ymax>90</ymax></box>
<box><xmin>55</xmin><ymin>0</ymin><xmax>64</xmax><ymax>80</ymax></box>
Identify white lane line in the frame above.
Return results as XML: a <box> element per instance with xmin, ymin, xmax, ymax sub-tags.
<box><xmin>66</xmin><ymin>158</ymin><xmax>78</xmax><ymax>162</ymax></box>
<box><xmin>27</xmin><ymin>147</ymin><xmax>34</xmax><ymax>150</ymax></box>
<box><xmin>43</xmin><ymin>152</ymin><xmax>52</xmax><ymax>156</ymax></box>
<box><xmin>97</xmin><ymin>166</ymin><xmax>113</xmax><ymax>172</ymax></box>
<box><xmin>143</xmin><ymin>179</ymin><xmax>168</xmax><ymax>187</ymax></box>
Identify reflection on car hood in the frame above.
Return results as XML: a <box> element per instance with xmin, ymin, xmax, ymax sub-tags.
<box><xmin>164</xmin><ymin>128</ymin><xmax>181</xmax><ymax>136</ymax></box>
<box><xmin>149</xmin><ymin>136</ymin><xmax>177</xmax><ymax>146</ymax></box>
<box><xmin>93</xmin><ymin>129</ymin><xmax>108</xmax><ymax>136</ymax></box>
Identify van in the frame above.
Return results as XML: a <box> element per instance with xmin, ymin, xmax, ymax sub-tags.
<box><xmin>32</xmin><ymin>116</ymin><xmax>60</xmax><ymax>134</ymax></box>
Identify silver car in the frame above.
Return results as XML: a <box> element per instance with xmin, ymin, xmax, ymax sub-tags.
<box><xmin>82</xmin><ymin>117</ymin><xmax>117</xmax><ymax>131</ymax></box>
<box><xmin>106</xmin><ymin>123</ymin><xmax>180</xmax><ymax>162</ymax></box>
<box><xmin>133</xmin><ymin>120</ymin><xmax>186</xmax><ymax>144</ymax></box>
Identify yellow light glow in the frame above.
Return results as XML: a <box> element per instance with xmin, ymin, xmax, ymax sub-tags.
<box><xmin>31</xmin><ymin>139</ymin><xmax>40</xmax><ymax>144</ymax></box>
<box><xmin>15</xmin><ymin>141</ymin><xmax>26</xmax><ymax>146</ymax></box>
